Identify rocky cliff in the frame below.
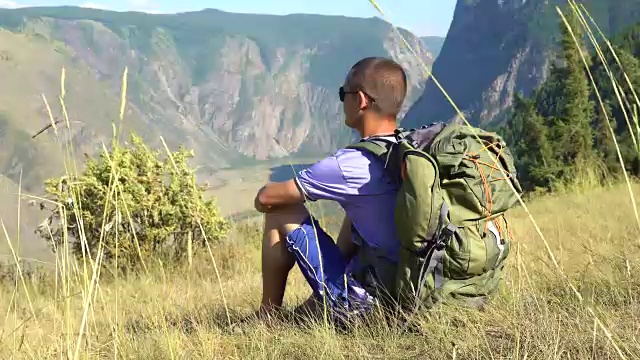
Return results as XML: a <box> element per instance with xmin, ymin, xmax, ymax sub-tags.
<box><xmin>403</xmin><ymin>0</ymin><xmax>640</xmax><ymax>128</ymax></box>
<box><xmin>0</xmin><ymin>7</ymin><xmax>433</xmax><ymax>173</ymax></box>
<box><xmin>0</xmin><ymin>7</ymin><xmax>434</xmax><ymax>252</ymax></box>
<box><xmin>421</xmin><ymin>36</ymin><xmax>445</xmax><ymax>58</ymax></box>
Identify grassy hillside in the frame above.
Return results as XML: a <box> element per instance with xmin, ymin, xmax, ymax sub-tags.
<box><xmin>1</xmin><ymin>182</ymin><xmax>639</xmax><ymax>358</ymax></box>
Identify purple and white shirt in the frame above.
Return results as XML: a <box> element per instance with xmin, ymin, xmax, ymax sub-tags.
<box><xmin>295</xmin><ymin>137</ymin><xmax>400</xmax><ymax>261</ymax></box>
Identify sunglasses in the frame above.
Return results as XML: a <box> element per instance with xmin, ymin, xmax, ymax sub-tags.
<box><xmin>339</xmin><ymin>86</ymin><xmax>376</xmax><ymax>104</ymax></box>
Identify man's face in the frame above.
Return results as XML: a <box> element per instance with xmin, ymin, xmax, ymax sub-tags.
<box><xmin>342</xmin><ymin>85</ymin><xmax>360</xmax><ymax>129</ymax></box>
<box><xmin>341</xmin><ymin>74</ymin><xmax>366</xmax><ymax>129</ymax></box>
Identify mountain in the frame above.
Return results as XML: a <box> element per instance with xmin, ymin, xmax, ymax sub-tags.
<box><xmin>0</xmin><ymin>6</ymin><xmax>433</xmax><ymax>255</ymax></box>
<box><xmin>403</xmin><ymin>0</ymin><xmax>640</xmax><ymax>128</ymax></box>
<box><xmin>0</xmin><ymin>7</ymin><xmax>433</xmax><ymax>189</ymax></box>
<box><xmin>421</xmin><ymin>36</ymin><xmax>445</xmax><ymax>58</ymax></box>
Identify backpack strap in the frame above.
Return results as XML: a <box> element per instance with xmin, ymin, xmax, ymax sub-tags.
<box><xmin>411</xmin><ymin>201</ymin><xmax>458</xmax><ymax>312</ymax></box>
<box><xmin>347</xmin><ymin>136</ymin><xmax>398</xmax><ymax>167</ymax></box>
<box><xmin>347</xmin><ymin>138</ymin><xmax>393</xmax><ymax>157</ymax></box>
<box><xmin>347</xmin><ymin>136</ymin><xmax>401</xmax><ymax>185</ymax></box>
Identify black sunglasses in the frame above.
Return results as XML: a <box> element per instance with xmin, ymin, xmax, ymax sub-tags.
<box><xmin>339</xmin><ymin>86</ymin><xmax>376</xmax><ymax>103</ymax></box>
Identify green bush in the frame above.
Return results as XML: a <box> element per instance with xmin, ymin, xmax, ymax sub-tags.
<box><xmin>36</xmin><ymin>133</ymin><xmax>230</xmax><ymax>271</ymax></box>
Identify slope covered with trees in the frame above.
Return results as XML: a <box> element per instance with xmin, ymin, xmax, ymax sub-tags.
<box><xmin>403</xmin><ymin>0</ymin><xmax>640</xmax><ymax>129</ymax></box>
<box><xmin>499</xmin><ymin>11</ymin><xmax>640</xmax><ymax>192</ymax></box>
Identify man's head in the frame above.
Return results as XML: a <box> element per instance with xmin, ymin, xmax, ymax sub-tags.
<box><xmin>340</xmin><ymin>57</ymin><xmax>408</xmax><ymax>132</ymax></box>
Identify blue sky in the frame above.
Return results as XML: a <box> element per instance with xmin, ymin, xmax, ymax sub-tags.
<box><xmin>0</xmin><ymin>0</ymin><xmax>457</xmax><ymax>36</ymax></box>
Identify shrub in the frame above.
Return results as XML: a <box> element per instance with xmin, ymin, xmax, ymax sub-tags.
<box><xmin>36</xmin><ymin>133</ymin><xmax>230</xmax><ymax>271</ymax></box>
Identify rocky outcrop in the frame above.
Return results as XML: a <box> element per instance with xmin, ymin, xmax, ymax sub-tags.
<box><xmin>403</xmin><ymin>0</ymin><xmax>640</xmax><ymax>128</ymax></box>
<box><xmin>0</xmin><ymin>7</ymin><xmax>433</xmax><ymax>165</ymax></box>
<box><xmin>421</xmin><ymin>36</ymin><xmax>445</xmax><ymax>59</ymax></box>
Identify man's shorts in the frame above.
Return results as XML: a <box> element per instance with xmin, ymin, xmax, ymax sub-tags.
<box><xmin>284</xmin><ymin>216</ymin><xmax>376</xmax><ymax>319</ymax></box>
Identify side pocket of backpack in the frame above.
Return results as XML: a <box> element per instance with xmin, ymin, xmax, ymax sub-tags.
<box><xmin>393</xmin><ymin>147</ymin><xmax>443</xmax><ymax>307</ymax></box>
<box><xmin>487</xmin><ymin>217</ymin><xmax>511</xmax><ymax>269</ymax></box>
<box><xmin>444</xmin><ymin>219</ymin><xmax>510</xmax><ymax>277</ymax></box>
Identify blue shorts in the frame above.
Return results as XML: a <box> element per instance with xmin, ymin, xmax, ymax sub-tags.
<box><xmin>284</xmin><ymin>216</ymin><xmax>376</xmax><ymax>318</ymax></box>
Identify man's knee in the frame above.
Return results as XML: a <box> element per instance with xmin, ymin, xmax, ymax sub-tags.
<box><xmin>265</xmin><ymin>203</ymin><xmax>311</xmax><ymax>235</ymax></box>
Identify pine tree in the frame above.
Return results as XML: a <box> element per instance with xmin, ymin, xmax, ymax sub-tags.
<box><xmin>505</xmin><ymin>94</ymin><xmax>556</xmax><ymax>191</ymax></box>
<box><xmin>502</xmin><ymin>13</ymin><xmax>640</xmax><ymax>193</ymax></box>
<box><xmin>554</xmin><ymin>8</ymin><xmax>597</xmax><ymax>182</ymax></box>
<box><xmin>593</xmin><ymin>101</ymin><xmax>619</xmax><ymax>175</ymax></box>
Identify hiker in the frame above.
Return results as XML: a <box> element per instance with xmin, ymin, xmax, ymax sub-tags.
<box><xmin>253</xmin><ymin>56</ymin><xmax>522</xmax><ymax>326</ymax></box>
<box><xmin>253</xmin><ymin>56</ymin><xmax>406</xmax><ymax>321</ymax></box>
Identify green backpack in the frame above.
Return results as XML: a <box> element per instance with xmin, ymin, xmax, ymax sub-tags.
<box><xmin>347</xmin><ymin>122</ymin><xmax>523</xmax><ymax>312</ymax></box>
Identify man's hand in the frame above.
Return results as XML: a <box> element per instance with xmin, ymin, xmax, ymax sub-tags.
<box><xmin>254</xmin><ymin>179</ymin><xmax>305</xmax><ymax>213</ymax></box>
<box><xmin>254</xmin><ymin>192</ymin><xmax>272</xmax><ymax>213</ymax></box>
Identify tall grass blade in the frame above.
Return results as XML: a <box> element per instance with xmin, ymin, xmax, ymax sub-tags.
<box><xmin>579</xmin><ymin>4</ymin><xmax>640</xmax><ymax>116</ymax></box>
<box><xmin>271</xmin><ymin>137</ymin><xmax>329</xmax><ymax>324</ymax></box>
<box><xmin>555</xmin><ymin>4</ymin><xmax>631</xmax><ymax>358</ymax></box>
<box><xmin>570</xmin><ymin>1</ymin><xmax>638</xmax><ymax>150</ymax></box>
<box><xmin>1</xmin><ymin>219</ymin><xmax>37</xmax><ymax>321</ymax></box>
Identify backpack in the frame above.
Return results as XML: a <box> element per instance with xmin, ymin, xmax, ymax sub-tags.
<box><xmin>347</xmin><ymin>122</ymin><xmax>523</xmax><ymax>312</ymax></box>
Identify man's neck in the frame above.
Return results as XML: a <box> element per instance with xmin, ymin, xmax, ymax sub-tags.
<box><xmin>360</xmin><ymin>118</ymin><xmax>397</xmax><ymax>139</ymax></box>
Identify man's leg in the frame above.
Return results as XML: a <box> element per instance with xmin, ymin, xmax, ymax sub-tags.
<box><xmin>260</xmin><ymin>205</ymin><xmax>374</xmax><ymax>319</ymax></box>
<box><xmin>260</xmin><ymin>203</ymin><xmax>309</xmax><ymax>314</ymax></box>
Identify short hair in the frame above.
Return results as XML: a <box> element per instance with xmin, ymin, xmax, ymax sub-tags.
<box><xmin>346</xmin><ymin>57</ymin><xmax>408</xmax><ymax>118</ymax></box>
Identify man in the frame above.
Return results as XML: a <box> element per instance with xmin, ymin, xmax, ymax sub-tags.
<box><xmin>253</xmin><ymin>57</ymin><xmax>407</xmax><ymax>322</ymax></box>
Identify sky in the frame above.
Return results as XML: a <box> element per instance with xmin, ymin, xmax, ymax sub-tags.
<box><xmin>0</xmin><ymin>0</ymin><xmax>457</xmax><ymax>36</ymax></box>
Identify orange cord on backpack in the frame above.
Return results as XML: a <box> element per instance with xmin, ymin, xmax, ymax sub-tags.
<box><xmin>465</xmin><ymin>141</ymin><xmax>514</xmax><ymax>238</ymax></box>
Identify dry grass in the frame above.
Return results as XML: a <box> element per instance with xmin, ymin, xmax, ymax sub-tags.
<box><xmin>1</xmin><ymin>183</ymin><xmax>640</xmax><ymax>359</ymax></box>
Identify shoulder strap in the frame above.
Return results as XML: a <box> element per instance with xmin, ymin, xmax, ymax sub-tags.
<box><xmin>346</xmin><ymin>138</ymin><xmax>393</xmax><ymax>157</ymax></box>
<box><xmin>347</xmin><ymin>136</ymin><xmax>402</xmax><ymax>185</ymax></box>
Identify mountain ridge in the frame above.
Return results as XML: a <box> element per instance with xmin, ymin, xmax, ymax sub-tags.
<box><xmin>403</xmin><ymin>0</ymin><xmax>640</xmax><ymax>128</ymax></box>
<box><xmin>0</xmin><ymin>6</ymin><xmax>433</xmax><ymax>166</ymax></box>
<box><xmin>0</xmin><ymin>6</ymin><xmax>433</xmax><ymax>247</ymax></box>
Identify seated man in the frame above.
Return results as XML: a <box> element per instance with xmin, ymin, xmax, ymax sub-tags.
<box><xmin>253</xmin><ymin>57</ymin><xmax>407</xmax><ymax>322</ymax></box>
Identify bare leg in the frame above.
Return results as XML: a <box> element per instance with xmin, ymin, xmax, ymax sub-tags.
<box><xmin>260</xmin><ymin>203</ymin><xmax>310</xmax><ymax>315</ymax></box>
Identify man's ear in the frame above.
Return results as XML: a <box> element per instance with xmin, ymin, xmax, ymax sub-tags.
<box><xmin>358</xmin><ymin>91</ymin><xmax>369</xmax><ymax>111</ymax></box>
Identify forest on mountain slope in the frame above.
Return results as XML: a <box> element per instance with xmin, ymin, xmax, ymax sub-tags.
<box><xmin>498</xmin><ymin>11</ymin><xmax>640</xmax><ymax>192</ymax></box>
<box><xmin>404</xmin><ymin>0</ymin><xmax>640</xmax><ymax>129</ymax></box>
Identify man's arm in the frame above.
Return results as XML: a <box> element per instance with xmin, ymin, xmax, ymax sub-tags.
<box><xmin>255</xmin><ymin>150</ymin><xmax>358</xmax><ymax>213</ymax></box>
<box><xmin>254</xmin><ymin>179</ymin><xmax>305</xmax><ymax>213</ymax></box>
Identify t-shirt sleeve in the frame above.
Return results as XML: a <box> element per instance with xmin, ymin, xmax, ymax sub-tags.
<box><xmin>295</xmin><ymin>149</ymin><xmax>371</xmax><ymax>203</ymax></box>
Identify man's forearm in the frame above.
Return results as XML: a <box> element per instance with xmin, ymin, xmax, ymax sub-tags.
<box><xmin>254</xmin><ymin>179</ymin><xmax>304</xmax><ymax>213</ymax></box>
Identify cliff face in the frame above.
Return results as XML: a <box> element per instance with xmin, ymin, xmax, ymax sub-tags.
<box><xmin>403</xmin><ymin>0</ymin><xmax>640</xmax><ymax>128</ymax></box>
<box><xmin>421</xmin><ymin>36</ymin><xmax>445</xmax><ymax>58</ymax></box>
<box><xmin>0</xmin><ymin>7</ymin><xmax>434</xmax><ymax>252</ymax></box>
<box><xmin>0</xmin><ymin>8</ymin><xmax>433</xmax><ymax>169</ymax></box>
